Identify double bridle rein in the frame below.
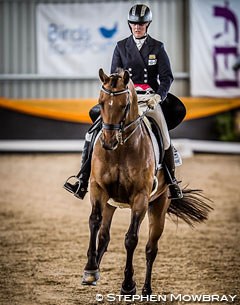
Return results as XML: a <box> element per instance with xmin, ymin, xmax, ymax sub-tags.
<box><xmin>100</xmin><ymin>84</ymin><xmax>147</xmax><ymax>145</ymax></box>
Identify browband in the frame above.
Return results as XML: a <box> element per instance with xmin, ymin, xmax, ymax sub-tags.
<box><xmin>101</xmin><ymin>85</ymin><xmax>129</xmax><ymax>96</ymax></box>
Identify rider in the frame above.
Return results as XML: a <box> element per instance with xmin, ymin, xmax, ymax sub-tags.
<box><xmin>64</xmin><ymin>3</ymin><xmax>183</xmax><ymax>200</ymax></box>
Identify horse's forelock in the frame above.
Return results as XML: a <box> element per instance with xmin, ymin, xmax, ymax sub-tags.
<box><xmin>110</xmin><ymin>69</ymin><xmax>135</xmax><ymax>97</ymax></box>
<box><xmin>110</xmin><ymin>74</ymin><xmax>121</xmax><ymax>88</ymax></box>
<box><xmin>108</xmin><ymin>68</ymin><xmax>125</xmax><ymax>89</ymax></box>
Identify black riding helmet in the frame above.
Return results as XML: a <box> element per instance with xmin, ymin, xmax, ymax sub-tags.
<box><xmin>128</xmin><ymin>4</ymin><xmax>152</xmax><ymax>24</ymax></box>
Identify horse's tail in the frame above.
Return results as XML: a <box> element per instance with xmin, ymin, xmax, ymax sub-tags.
<box><xmin>167</xmin><ymin>188</ymin><xmax>213</xmax><ymax>227</ymax></box>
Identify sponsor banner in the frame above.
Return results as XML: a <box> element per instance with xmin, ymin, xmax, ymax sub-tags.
<box><xmin>36</xmin><ymin>3</ymin><xmax>129</xmax><ymax>77</ymax></box>
<box><xmin>190</xmin><ymin>0</ymin><xmax>240</xmax><ymax>96</ymax></box>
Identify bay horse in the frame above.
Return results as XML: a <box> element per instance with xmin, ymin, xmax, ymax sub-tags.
<box><xmin>81</xmin><ymin>68</ymin><xmax>212</xmax><ymax>295</ymax></box>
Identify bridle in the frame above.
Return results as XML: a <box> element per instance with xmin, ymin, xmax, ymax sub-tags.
<box><xmin>101</xmin><ymin>85</ymin><xmax>130</xmax><ymax>132</ymax></box>
<box><xmin>100</xmin><ymin>84</ymin><xmax>148</xmax><ymax>145</ymax></box>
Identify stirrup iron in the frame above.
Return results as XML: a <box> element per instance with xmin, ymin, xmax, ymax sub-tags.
<box><xmin>168</xmin><ymin>182</ymin><xmax>183</xmax><ymax>200</ymax></box>
<box><xmin>63</xmin><ymin>175</ymin><xmax>81</xmax><ymax>194</ymax></box>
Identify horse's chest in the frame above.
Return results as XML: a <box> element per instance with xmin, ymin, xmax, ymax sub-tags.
<box><xmin>101</xmin><ymin>167</ymin><xmax>130</xmax><ymax>185</ymax></box>
<box><xmin>101</xmin><ymin>167</ymin><xmax>135</xmax><ymax>201</ymax></box>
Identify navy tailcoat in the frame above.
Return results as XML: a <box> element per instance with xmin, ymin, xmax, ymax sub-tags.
<box><xmin>110</xmin><ymin>35</ymin><xmax>173</xmax><ymax>101</ymax></box>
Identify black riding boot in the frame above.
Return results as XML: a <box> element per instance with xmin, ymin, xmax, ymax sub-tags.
<box><xmin>63</xmin><ymin>139</ymin><xmax>92</xmax><ymax>199</ymax></box>
<box><xmin>64</xmin><ymin>107</ymin><xmax>101</xmax><ymax>199</ymax></box>
<box><xmin>163</xmin><ymin>145</ymin><xmax>183</xmax><ymax>200</ymax></box>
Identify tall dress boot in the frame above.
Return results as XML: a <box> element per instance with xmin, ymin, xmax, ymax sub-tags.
<box><xmin>64</xmin><ymin>106</ymin><xmax>101</xmax><ymax>200</ymax></box>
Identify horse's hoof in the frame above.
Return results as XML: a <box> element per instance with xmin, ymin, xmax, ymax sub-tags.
<box><xmin>81</xmin><ymin>269</ymin><xmax>100</xmax><ymax>286</ymax></box>
<box><xmin>120</xmin><ymin>284</ymin><xmax>136</xmax><ymax>296</ymax></box>
<box><xmin>142</xmin><ymin>287</ymin><xmax>152</xmax><ymax>296</ymax></box>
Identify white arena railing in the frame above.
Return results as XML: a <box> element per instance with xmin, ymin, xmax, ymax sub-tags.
<box><xmin>0</xmin><ymin>139</ymin><xmax>239</xmax><ymax>156</ymax></box>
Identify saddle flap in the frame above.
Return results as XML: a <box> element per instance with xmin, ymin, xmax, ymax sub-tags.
<box><xmin>142</xmin><ymin>117</ymin><xmax>162</xmax><ymax>170</ymax></box>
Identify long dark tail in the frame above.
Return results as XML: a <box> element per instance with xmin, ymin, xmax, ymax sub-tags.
<box><xmin>167</xmin><ymin>188</ymin><xmax>213</xmax><ymax>227</ymax></box>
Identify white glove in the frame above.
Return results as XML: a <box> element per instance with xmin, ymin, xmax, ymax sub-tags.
<box><xmin>146</xmin><ymin>94</ymin><xmax>161</xmax><ymax>110</ymax></box>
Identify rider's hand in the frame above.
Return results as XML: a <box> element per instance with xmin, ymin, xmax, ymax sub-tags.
<box><xmin>146</xmin><ymin>94</ymin><xmax>161</xmax><ymax>109</ymax></box>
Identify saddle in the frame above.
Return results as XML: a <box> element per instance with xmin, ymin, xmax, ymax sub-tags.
<box><xmin>142</xmin><ymin>116</ymin><xmax>163</xmax><ymax>171</ymax></box>
<box><xmin>142</xmin><ymin>116</ymin><xmax>182</xmax><ymax>171</ymax></box>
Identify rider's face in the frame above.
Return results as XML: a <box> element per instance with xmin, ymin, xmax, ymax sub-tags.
<box><xmin>129</xmin><ymin>22</ymin><xmax>149</xmax><ymax>38</ymax></box>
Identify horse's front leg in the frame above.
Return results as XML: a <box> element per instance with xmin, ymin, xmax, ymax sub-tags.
<box><xmin>82</xmin><ymin>194</ymin><xmax>103</xmax><ymax>286</ymax></box>
<box><xmin>121</xmin><ymin>193</ymin><xmax>148</xmax><ymax>295</ymax></box>
<box><xmin>96</xmin><ymin>203</ymin><xmax>116</xmax><ymax>267</ymax></box>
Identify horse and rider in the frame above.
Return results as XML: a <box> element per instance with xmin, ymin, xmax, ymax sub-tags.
<box><xmin>64</xmin><ymin>3</ymin><xmax>186</xmax><ymax>201</ymax></box>
<box><xmin>63</xmin><ymin>4</ymin><xmax>212</xmax><ymax>295</ymax></box>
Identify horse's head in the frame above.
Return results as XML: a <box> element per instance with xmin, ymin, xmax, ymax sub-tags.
<box><xmin>98</xmin><ymin>68</ymin><xmax>132</xmax><ymax>151</ymax></box>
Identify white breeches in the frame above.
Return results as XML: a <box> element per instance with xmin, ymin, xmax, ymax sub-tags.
<box><xmin>138</xmin><ymin>94</ymin><xmax>171</xmax><ymax>150</ymax></box>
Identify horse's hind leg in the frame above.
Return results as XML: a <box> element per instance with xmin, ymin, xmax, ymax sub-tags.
<box><xmin>82</xmin><ymin>201</ymin><xmax>102</xmax><ymax>286</ymax></box>
<box><xmin>142</xmin><ymin>192</ymin><xmax>170</xmax><ymax>296</ymax></box>
<box><xmin>96</xmin><ymin>203</ymin><xmax>116</xmax><ymax>267</ymax></box>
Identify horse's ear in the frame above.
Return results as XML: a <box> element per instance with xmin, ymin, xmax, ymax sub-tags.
<box><xmin>123</xmin><ymin>70</ymin><xmax>130</xmax><ymax>86</ymax></box>
<box><xmin>99</xmin><ymin>68</ymin><xmax>110</xmax><ymax>84</ymax></box>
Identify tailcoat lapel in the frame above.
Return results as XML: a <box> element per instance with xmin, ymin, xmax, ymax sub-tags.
<box><xmin>125</xmin><ymin>36</ymin><xmax>146</xmax><ymax>69</ymax></box>
<box><xmin>140</xmin><ymin>36</ymin><xmax>155</xmax><ymax>62</ymax></box>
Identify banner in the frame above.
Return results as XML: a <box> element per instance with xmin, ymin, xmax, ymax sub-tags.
<box><xmin>36</xmin><ymin>3</ymin><xmax>130</xmax><ymax>77</ymax></box>
<box><xmin>190</xmin><ymin>0</ymin><xmax>240</xmax><ymax>96</ymax></box>
<box><xmin>1</xmin><ymin>97</ymin><xmax>240</xmax><ymax>123</ymax></box>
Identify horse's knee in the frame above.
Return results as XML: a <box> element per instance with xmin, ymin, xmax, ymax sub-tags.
<box><xmin>89</xmin><ymin>202</ymin><xmax>102</xmax><ymax>226</ymax></box>
<box><xmin>99</xmin><ymin>230</ymin><xmax>110</xmax><ymax>247</ymax></box>
<box><xmin>89</xmin><ymin>212</ymin><xmax>102</xmax><ymax>230</ymax></box>
<box><xmin>146</xmin><ymin>243</ymin><xmax>158</xmax><ymax>262</ymax></box>
<box><xmin>125</xmin><ymin>232</ymin><xmax>138</xmax><ymax>251</ymax></box>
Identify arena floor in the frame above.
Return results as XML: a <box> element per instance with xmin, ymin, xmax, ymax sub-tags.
<box><xmin>0</xmin><ymin>153</ymin><xmax>239</xmax><ymax>304</ymax></box>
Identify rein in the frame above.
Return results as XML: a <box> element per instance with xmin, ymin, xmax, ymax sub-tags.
<box><xmin>100</xmin><ymin>85</ymin><xmax>149</xmax><ymax>145</ymax></box>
